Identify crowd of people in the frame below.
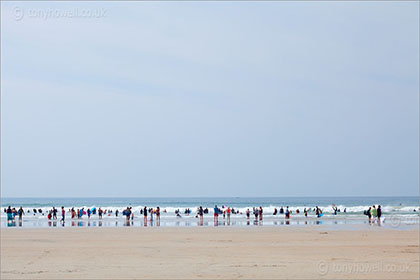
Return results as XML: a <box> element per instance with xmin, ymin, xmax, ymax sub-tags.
<box><xmin>3</xmin><ymin>204</ymin><xmax>390</xmax><ymax>226</ymax></box>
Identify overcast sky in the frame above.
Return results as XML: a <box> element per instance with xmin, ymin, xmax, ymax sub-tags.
<box><xmin>1</xmin><ymin>2</ymin><xmax>419</xmax><ymax>197</ymax></box>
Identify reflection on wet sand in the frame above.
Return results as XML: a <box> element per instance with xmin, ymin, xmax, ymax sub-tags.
<box><xmin>4</xmin><ymin>216</ymin><xmax>417</xmax><ymax>229</ymax></box>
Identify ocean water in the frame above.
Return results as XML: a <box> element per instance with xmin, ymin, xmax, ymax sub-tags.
<box><xmin>1</xmin><ymin>196</ymin><xmax>419</xmax><ymax>228</ymax></box>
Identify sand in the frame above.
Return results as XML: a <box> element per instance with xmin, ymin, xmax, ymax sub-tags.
<box><xmin>1</xmin><ymin>227</ymin><xmax>419</xmax><ymax>279</ymax></box>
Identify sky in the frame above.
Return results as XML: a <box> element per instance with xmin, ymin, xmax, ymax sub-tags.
<box><xmin>1</xmin><ymin>2</ymin><xmax>419</xmax><ymax>197</ymax></box>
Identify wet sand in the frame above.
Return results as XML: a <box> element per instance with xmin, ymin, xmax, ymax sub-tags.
<box><xmin>1</xmin><ymin>227</ymin><xmax>419</xmax><ymax>279</ymax></box>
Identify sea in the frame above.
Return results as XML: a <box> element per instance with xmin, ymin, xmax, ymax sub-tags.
<box><xmin>1</xmin><ymin>196</ymin><xmax>419</xmax><ymax>228</ymax></box>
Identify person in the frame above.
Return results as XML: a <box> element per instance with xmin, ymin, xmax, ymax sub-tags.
<box><xmin>156</xmin><ymin>207</ymin><xmax>161</xmax><ymax>223</ymax></box>
<box><xmin>87</xmin><ymin>208</ymin><xmax>91</xmax><ymax>219</ymax></box>
<box><xmin>98</xmin><ymin>208</ymin><xmax>103</xmax><ymax>219</ymax></box>
<box><xmin>61</xmin><ymin>206</ymin><xmax>65</xmax><ymax>223</ymax></box>
<box><xmin>52</xmin><ymin>207</ymin><xmax>58</xmax><ymax>220</ymax></box>
<box><xmin>214</xmin><ymin>205</ymin><xmax>219</xmax><ymax>224</ymax></box>
<box><xmin>150</xmin><ymin>208</ymin><xmax>154</xmax><ymax>223</ymax></box>
<box><xmin>125</xmin><ymin>207</ymin><xmax>131</xmax><ymax>222</ymax></box>
<box><xmin>226</xmin><ymin>207</ymin><xmax>231</xmax><ymax>224</ymax></box>
<box><xmin>365</xmin><ymin>207</ymin><xmax>372</xmax><ymax>224</ymax></box>
<box><xmin>332</xmin><ymin>205</ymin><xmax>338</xmax><ymax>215</ymax></box>
<box><xmin>273</xmin><ymin>208</ymin><xmax>277</xmax><ymax>215</ymax></box>
<box><xmin>259</xmin><ymin>207</ymin><xmax>263</xmax><ymax>221</ymax></box>
<box><xmin>252</xmin><ymin>207</ymin><xmax>257</xmax><ymax>220</ymax></box>
<box><xmin>279</xmin><ymin>206</ymin><xmax>284</xmax><ymax>214</ymax></box>
<box><xmin>377</xmin><ymin>205</ymin><xmax>382</xmax><ymax>223</ymax></box>
<box><xmin>71</xmin><ymin>208</ymin><xmax>76</xmax><ymax>219</ymax></box>
<box><xmin>370</xmin><ymin>205</ymin><xmax>377</xmax><ymax>224</ymax></box>
<box><xmin>304</xmin><ymin>208</ymin><xmax>308</xmax><ymax>217</ymax></box>
<box><xmin>143</xmin><ymin>206</ymin><xmax>148</xmax><ymax>224</ymax></box>
<box><xmin>17</xmin><ymin>207</ymin><xmax>24</xmax><ymax>220</ymax></box>
<box><xmin>6</xmin><ymin>206</ymin><xmax>13</xmax><ymax>222</ymax></box>
<box><xmin>285</xmin><ymin>206</ymin><xmax>290</xmax><ymax>219</ymax></box>
<box><xmin>115</xmin><ymin>209</ymin><xmax>119</xmax><ymax>217</ymax></box>
<box><xmin>198</xmin><ymin>206</ymin><xmax>204</xmax><ymax>225</ymax></box>
<box><xmin>246</xmin><ymin>208</ymin><xmax>250</xmax><ymax>219</ymax></box>
<box><xmin>315</xmin><ymin>206</ymin><xmax>322</xmax><ymax>218</ymax></box>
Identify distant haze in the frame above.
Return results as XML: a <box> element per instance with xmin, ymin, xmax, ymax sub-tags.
<box><xmin>1</xmin><ymin>2</ymin><xmax>419</xmax><ymax>197</ymax></box>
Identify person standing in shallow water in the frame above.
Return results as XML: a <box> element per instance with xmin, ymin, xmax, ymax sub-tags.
<box><xmin>213</xmin><ymin>205</ymin><xmax>219</xmax><ymax>225</ymax></box>
<box><xmin>377</xmin><ymin>205</ymin><xmax>382</xmax><ymax>224</ymax></box>
<box><xmin>52</xmin><ymin>207</ymin><xmax>58</xmax><ymax>220</ymax></box>
<box><xmin>370</xmin><ymin>205</ymin><xmax>377</xmax><ymax>224</ymax></box>
<box><xmin>61</xmin><ymin>206</ymin><xmax>65</xmax><ymax>223</ymax></box>
<box><xmin>198</xmin><ymin>206</ymin><xmax>204</xmax><ymax>225</ymax></box>
<box><xmin>156</xmin><ymin>207</ymin><xmax>161</xmax><ymax>224</ymax></box>
<box><xmin>17</xmin><ymin>207</ymin><xmax>24</xmax><ymax>221</ymax></box>
<box><xmin>6</xmin><ymin>206</ymin><xmax>13</xmax><ymax>222</ymax></box>
<box><xmin>125</xmin><ymin>207</ymin><xmax>131</xmax><ymax>224</ymax></box>
<box><xmin>366</xmin><ymin>207</ymin><xmax>372</xmax><ymax>224</ymax></box>
<box><xmin>143</xmin><ymin>206</ymin><xmax>148</xmax><ymax>224</ymax></box>
<box><xmin>226</xmin><ymin>207</ymin><xmax>231</xmax><ymax>224</ymax></box>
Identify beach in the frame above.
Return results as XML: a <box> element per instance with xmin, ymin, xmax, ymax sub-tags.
<box><xmin>1</xmin><ymin>227</ymin><xmax>418</xmax><ymax>279</ymax></box>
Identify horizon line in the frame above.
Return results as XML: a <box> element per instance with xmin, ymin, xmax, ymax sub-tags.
<box><xmin>1</xmin><ymin>195</ymin><xmax>419</xmax><ymax>199</ymax></box>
